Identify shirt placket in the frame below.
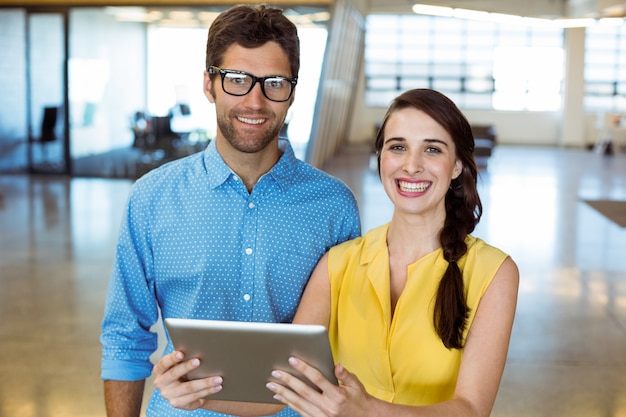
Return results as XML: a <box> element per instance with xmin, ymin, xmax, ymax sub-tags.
<box><xmin>240</xmin><ymin>194</ymin><xmax>258</xmax><ymax>320</ymax></box>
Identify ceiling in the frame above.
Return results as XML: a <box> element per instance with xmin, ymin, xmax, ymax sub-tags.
<box><xmin>8</xmin><ymin>0</ymin><xmax>626</xmax><ymax>21</ymax></box>
<box><xmin>103</xmin><ymin>5</ymin><xmax>332</xmax><ymax>27</ymax></box>
<box><xmin>101</xmin><ymin>0</ymin><xmax>626</xmax><ymax>29</ymax></box>
<box><xmin>366</xmin><ymin>0</ymin><xmax>626</xmax><ymax>19</ymax></box>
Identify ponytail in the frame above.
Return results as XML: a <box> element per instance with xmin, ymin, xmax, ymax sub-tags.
<box><xmin>433</xmin><ymin>174</ymin><xmax>480</xmax><ymax>349</ymax></box>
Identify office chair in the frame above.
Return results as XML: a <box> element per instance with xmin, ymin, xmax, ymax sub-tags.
<box><xmin>40</xmin><ymin>106</ymin><xmax>58</xmax><ymax>143</ymax></box>
<box><xmin>30</xmin><ymin>106</ymin><xmax>59</xmax><ymax>165</ymax></box>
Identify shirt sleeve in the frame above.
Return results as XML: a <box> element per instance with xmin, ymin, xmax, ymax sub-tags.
<box><xmin>338</xmin><ymin>183</ymin><xmax>362</xmax><ymax>242</ymax></box>
<box><xmin>100</xmin><ymin>188</ymin><xmax>160</xmax><ymax>381</ymax></box>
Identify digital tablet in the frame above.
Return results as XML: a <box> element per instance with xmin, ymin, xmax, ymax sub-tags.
<box><xmin>164</xmin><ymin>318</ymin><xmax>337</xmax><ymax>404</ymax></box>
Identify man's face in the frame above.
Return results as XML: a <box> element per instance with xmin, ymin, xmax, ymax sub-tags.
<box><xmin>204</xmin><ymin>42</ymin><xmax>295</xmax><ymax>155</ymax></box>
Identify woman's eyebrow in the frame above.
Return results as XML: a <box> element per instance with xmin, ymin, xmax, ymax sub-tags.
<box><xmin>384</xmin><ymin>136</ymin><xmax>406</xmax><ymax>144</ymax></box>
<box><xmin>424</xmin><ymin>138</ymin><xmax>450</xmax><ymax>147</ymax></box>
<box><xmin>383</xmin><ymin>137</ymin><xmax>450</xmax><ymax>146</ymax></box>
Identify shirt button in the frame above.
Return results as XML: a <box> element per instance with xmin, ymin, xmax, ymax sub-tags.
<box><xmin>233</xmin><ymin>175</ymin><xmax>240</xmax><ymax>182</ymax></box>
<box><xmin>248</xmin><ymin>202</ymin><xmax>255</xmax><ymax>209</ymax></box>
<box><xmin>245</xmin><ymin>248</ymin><xmax>253</xmax><ymax>255</ymax></box>
<box><xmin>243</xmin><ymin>294</ymin><xmax>251</xmax><ymax>301</ymax></box>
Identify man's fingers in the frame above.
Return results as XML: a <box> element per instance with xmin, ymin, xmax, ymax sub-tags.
<box><xmin>153</xmin><ymin>355</ymin><xmax>201</xmax><ymax>391</ymax></box>
<box><xmin>153</xmin><ymin>351</ymin><xmax>185</xmax><ymax>376</ymax></box>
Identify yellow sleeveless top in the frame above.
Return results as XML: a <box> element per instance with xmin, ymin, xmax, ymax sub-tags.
<box><xmin>327</xmin><ymin>223</ymin><xmax>509</xmax><ymax>405</ymax></box>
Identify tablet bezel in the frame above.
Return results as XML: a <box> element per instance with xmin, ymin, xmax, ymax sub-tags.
<box><xmin>164</xmin><ymin>318</ymin><xmax>337</xmax><ymax>404</ymax></box>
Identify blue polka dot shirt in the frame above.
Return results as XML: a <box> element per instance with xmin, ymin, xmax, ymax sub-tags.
<box><xmin>101</xmin><ymin>139</ymin><xmax>361</xmax><ymax>416</ymax></box>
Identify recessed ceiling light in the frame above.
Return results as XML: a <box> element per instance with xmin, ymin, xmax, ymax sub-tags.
<box><xmin>412</xmin><ymin>4</ymin><xmax>453</xmax><ymax>17</ymax></box>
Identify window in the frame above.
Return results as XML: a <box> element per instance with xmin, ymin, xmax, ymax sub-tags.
<box><xmin>493</xmin><ymin>46</ymin><xmax>563</xmax><ymax>111</ymax></box>
<box><xmin>364</xmin><ymin>14</ymin><xmax>564</xmax><ymax>110</ymax></box>
<box><xmin>584</xmin><ymin>23</ymin><xmax>626</xmax><ymax>112</ymax></box>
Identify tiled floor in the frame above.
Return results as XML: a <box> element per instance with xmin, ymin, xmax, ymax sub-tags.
<box><xmin>0</xmin><ymin>144</ymin><xmax>625</xmax><ymax>417</ymax></box>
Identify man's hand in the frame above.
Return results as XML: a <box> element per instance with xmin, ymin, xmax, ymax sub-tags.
<box><xmin>152</xmin><ymin>350</ymin><xmax>224</xmax><ymax>411</ymax></box>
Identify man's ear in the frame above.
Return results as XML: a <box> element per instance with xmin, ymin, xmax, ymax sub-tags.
<box><xmin>288</xmin><ymin>87</ymin><xmax>296</xmax><ymax>107</ymax></box>
<box><xmin>204</xmin><ymin>70</ymin><xmax>216</xmax><ymax>103</ymax></box>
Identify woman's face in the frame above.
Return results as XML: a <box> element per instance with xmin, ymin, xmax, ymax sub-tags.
<box><xmin>379</xmin><ymin>107</ymin><xmax>462</xmax><ymax>219</ymax></box>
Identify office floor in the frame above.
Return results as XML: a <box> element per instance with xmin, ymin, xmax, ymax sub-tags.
<box><xmin>0</xmin><ymin>144</ymin><xmax>625</xmax><ymax>417</ymax></box>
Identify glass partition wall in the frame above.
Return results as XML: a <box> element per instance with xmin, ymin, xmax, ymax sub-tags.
<box><xmin>70</xmin><ymin>6</ymin><xmax>328</xmax><ymax>178</ymax></box>
<box><xmin>0</xmin><ymin>6</ymin><xmax>329</xmax><ymax>178</ymax></box>
<box><xmin>69</xmin><ymin>8</ymin><xmax>147</xmax><ymax>177</ymax></box>
<box><xmin>28</xmin><ymin>11</ymin><xmax>68</xmax><ymax>175</ymax></box>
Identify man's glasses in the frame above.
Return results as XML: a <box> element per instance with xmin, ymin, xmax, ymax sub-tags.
<box><xmin>208</xmin><ymin>66</ymin><xmax>297</xmax><ymax>103</ymax></box>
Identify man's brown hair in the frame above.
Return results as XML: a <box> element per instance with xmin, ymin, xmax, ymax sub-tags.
<box><xmin>206</xmin><ymin>4</ymin><xmax>300</xmax><ymax>79</ymax></box>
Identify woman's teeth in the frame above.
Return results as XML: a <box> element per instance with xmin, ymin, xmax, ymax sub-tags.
<box><xmin>398</xmin><ymin>180</ymin><xmax>428</xmax><ymax>192</ymax></box>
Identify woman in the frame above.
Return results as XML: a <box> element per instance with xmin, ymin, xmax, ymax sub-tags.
<box><xmin>154</xmin><ymin>89</ymin><xmax>519</xmax><ymax>417</ymax></box>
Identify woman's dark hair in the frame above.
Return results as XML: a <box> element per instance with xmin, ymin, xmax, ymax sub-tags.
<box><xmin>205</xmin><ymin>4</ymin><xmax>300</xmax><ymax>79</ymax></box>
<box><xmin>374</xmin><ymin>88</ymin><xmax>482</xmax><ymax>349</ymax></box>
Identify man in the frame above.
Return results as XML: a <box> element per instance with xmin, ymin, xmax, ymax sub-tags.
<box><xmin>100</xmin><ymin>4</ymin><xmax>361</xmax><ymax>417</ymax></box>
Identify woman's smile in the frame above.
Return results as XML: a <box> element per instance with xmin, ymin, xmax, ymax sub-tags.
<box><xmin>397</xmin><ymin>179</ymin><xmax>431</xmax><ymax>194</ymax></box>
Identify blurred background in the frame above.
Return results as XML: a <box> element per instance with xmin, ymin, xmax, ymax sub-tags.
<box><xmin>0</xmin><ymin>1</ymin><xmax>625</xmax><ymax>416</ymax></box>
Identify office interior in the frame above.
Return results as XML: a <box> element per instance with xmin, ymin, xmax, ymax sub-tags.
<box><xmin>0</xmin><ymin>0</ymin><xmax>625</xmax><ymax>416</ymax></box>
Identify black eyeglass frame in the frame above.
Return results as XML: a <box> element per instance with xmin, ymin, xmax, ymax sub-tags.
<box><xmin>208</xmin><ymin>66</ymin><xmax>298</xmax><ymax>103</ymax></box>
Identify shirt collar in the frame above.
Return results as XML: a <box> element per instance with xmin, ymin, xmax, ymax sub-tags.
<box><xmin>361</xmin><ymin>223</ymin><xmax>471</xmax><ymax>269</ymax></box>
<box><xmin>202</xmin><ymin>138</ymin><xmax>299</xmax><ymax>192</ymax></box>
<box><xmin>267</xmin><ymin>138</ymin><xmax>299</xmax><ymax>192</ymax></box>
<box><xmin>360</xmin><ymin>223</ymin><xmax>390</xmax><ymax>266</ymax></box>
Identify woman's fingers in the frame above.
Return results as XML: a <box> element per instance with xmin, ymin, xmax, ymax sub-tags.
<box><xmin>266</xmin><ymin>357</ymin><xmax>337</xmax><ymax>417</ymax></box>
<box><xmin>267</xmin><ymin>374</ymin><xmax>317</xmax><ymax>417</ymax></box>
<box><xmin>287</xmin><ymin>356</ymin><xmax>338</xmax><ymax>395</ymax></box>
<box><xmin>268</xmin><ymin>359</ymin><xmax>373</xmax><ymax>417</ymax></box>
